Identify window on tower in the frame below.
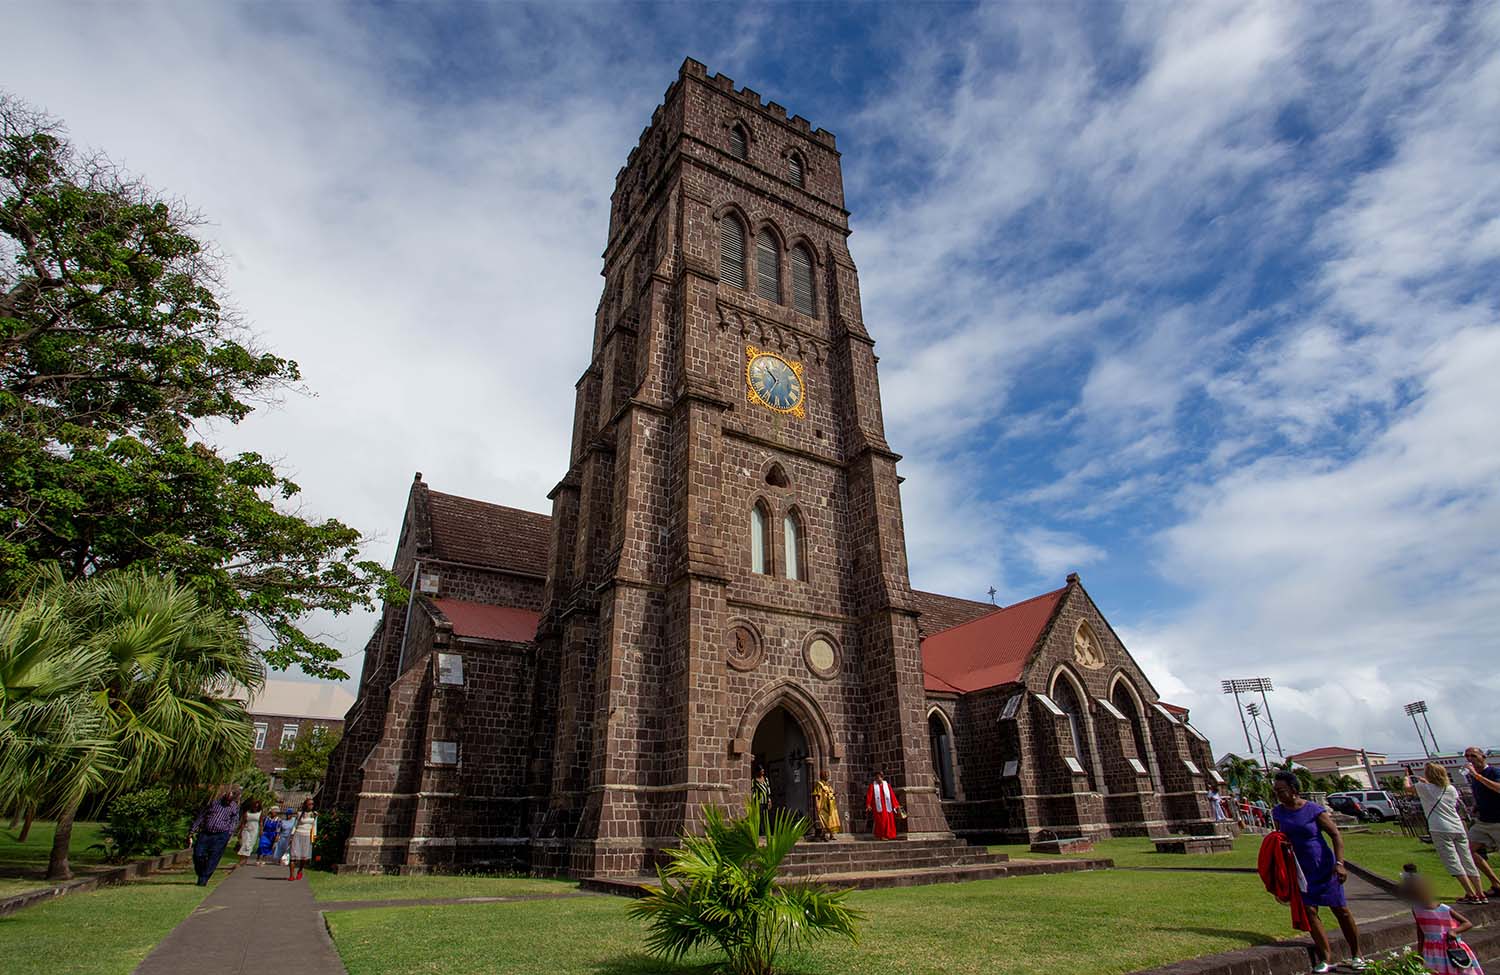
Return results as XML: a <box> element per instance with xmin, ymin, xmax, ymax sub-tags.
<box><xmin>783</xmin><ymin>511</ymin><xmax>803</xmax><ymax>581</ymax></box>
<box><xmin>750</xmin><ymin>501</ymin><xmax>770</xmax><ymax>574</ymax></box>
<box><xmin>729</xmin><ymin>124</ymin><xmax>749</xmax><ymax>160</ymax></box>
<box><xmin>755</xmin><ymin>229</ymin><xmax>781</xmax><ymax>303</ymax></box>
<box><xmin>719</xmin><ymin>213</ymin><xmax>747</xmax><ymax>289</ymax></box>
<box><xmin>790</xmin><ymin>245</ymin><xmax>815</xmax><ymax>317</ymax></box>
<box><xmin>788</xmin><ymin>151</ymin><xmax>805</xmax><ymax>187</ymax></box>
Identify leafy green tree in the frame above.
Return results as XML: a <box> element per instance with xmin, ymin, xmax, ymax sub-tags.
<box><xmin>233</xmin><ymin>764</ymin><xmax>276</xmax><ymax>808</ymax></box>
<box><xmin>629</xmin><ymin>799</ymin><xmax>861</xmax><ymax>975</ymax></box>
<box><xmin>1380</xmin><ymin>775</ymin><xmax>1407</xmax><ymax>794</ymax></box>
<box><xmin>91</xmin><ymin>786</ymin><xmax>189</xmax><ymax>862</ymax></box>
<box><xmin>273</xmin><ymin>725</ymin><xmax>341</xmax><ymax>793</ymax></box>
<box><xmin>0</xmin><ymin>92</ymin><xmax>398</xmax><ymax>679</ymax></box>
<box><xmin>3</xmin><ymin>567</ymin><xmax>265</xmax><ymax>880</ymax></box>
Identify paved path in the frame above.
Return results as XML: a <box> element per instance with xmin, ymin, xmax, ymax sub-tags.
<box><xmin>133</xmin><ymin>866</ymin><xmax>344</xmax><ymax>975</ymax></box>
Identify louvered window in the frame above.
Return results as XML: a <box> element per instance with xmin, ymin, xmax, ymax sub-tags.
<box><xmin>729</xmin><ymin>124</ymin><xmax>748</xmax><ymax>160</ymax></box>
<box><xmin>719</xmin><ymin>214</ymin><xmax>746</xmax><ymax>289</ymax></box>
<box><xmin>755</xmin><ymin>230</ymin><xmax>781</xmax><ymax>303</ymax></box>
<box><xmin>791</xmin><ymin>245</ymin><xmax>815</xmax><ymax>316</ymax></box>
<box><xmin>788</xmin><ymin>152</ymin><xmax>805</xmax><ymax>187</ymax></box>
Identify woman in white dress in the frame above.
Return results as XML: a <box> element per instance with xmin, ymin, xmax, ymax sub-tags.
<box><xmin>287</xmin><ymin>798</ymin><xmax>317</xmax><ymax>881</ymax></box>
<box><xmin>236</xmin><ymin>799</ymin><xmax>262</xmax><ymax>866</ymax></box>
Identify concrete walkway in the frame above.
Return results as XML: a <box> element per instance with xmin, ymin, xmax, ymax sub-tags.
<box><xmin>133</xmin><ymin>865</ymin><xmax>345</xmax><ymax>975</ymax></box>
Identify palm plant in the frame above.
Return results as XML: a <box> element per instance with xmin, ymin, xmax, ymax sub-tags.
<box><xmin>629</xmin><ymin>799</ymin><xmax>861</xmax><ymax>975</ymax></box>
<box><xmin>0</xmin><ymin>566</ymin><xmax>264</xmax><ymax>879</ymax></box>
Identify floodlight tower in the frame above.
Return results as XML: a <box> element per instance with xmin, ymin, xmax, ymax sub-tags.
<box><xmin>1246</xmin><ymin>701</ymin><xmax>1271</xmax><ymax>770</ymax></box>
<box><xmin>1224</xmin><ymin>678</ymin><xmax>1283</xmax><ymax>759</ymax></box>
<box><xmin>1405</xmin><ymin>701</ymin><xmax>1437</xmax><ymax>757</ymax></box>
<box><xmin>1222</xmin><ymin>680</ymin><xmax>1255</xmax><ymax>754</ymax></box>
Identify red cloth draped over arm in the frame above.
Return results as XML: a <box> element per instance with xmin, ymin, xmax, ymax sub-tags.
<box><xmin>1258</xmin><ymin>831</ymin><xmax>1310</xmax><ymax>932</ymax></box>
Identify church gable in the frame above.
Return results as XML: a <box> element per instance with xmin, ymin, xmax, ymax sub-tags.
<box><xmin>1018</xmin><ymin>575</ymin><xmax>1161</xmax><ymax>709</ymax></box>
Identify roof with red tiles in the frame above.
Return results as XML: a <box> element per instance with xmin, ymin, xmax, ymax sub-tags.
<box><xmin>426</xmin><ymin>489</ymin><xmax>551</xmax><ymax>576</ymax></box>
<box><xmin>429</xmin><ymin>598</ymin><xmax>540</xmax><ymax>644</ymax></box>
<box><xmin>919</xmin><ymin>586</ymin><xmax>1067</xmax><ymax>694</ymax></box>
<box><xmin>912</xmin><ymin>590</ymin><xmax>999</xmax><ymax>637</ymax></box>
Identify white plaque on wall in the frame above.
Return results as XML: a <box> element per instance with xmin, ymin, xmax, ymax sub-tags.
<box><xmin>430</xmin><ymin>740</ymin><xmax>459</xmax><ymax>765</ymax></box>
<box><xmin>437</xmin><ymin>653</ymin><xmax>464</xmax><ymax>685</ymax></box>
<box><xmin>1002</xmin><ymin>760</ymin><xmax>1019</xmax><ymax>777</ymax></box>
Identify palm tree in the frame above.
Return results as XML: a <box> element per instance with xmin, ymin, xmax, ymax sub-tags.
<box><xmin>1220</xmin><ymin>755</ymin><xmax>1264</xmax><ymax>795</ymax></box>
<box><xmin>0</xmin><ymin>580</ymin><xmax>114</xmax><ymax>820</ymax></box>
<box><xmin>18</xmin><ymin>568</ymin><xmax>264</xmax><ymax>880</ymax></box>
<box><xmin>629</xmin><ymin>799</ymin><xmax>861</xmax><ymax>975</ymax></box>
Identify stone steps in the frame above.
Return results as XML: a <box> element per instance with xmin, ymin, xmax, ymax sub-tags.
<box><xmin>581</xmin><ymin>854</ymin><xmax>1111</xmax><ymax>897</ymax></box>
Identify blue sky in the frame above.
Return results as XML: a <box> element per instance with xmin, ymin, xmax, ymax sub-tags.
<box><xmin>6</xmin><ymin>2</ymin><xmax>1498</xmax><ymax>757</ymax></box>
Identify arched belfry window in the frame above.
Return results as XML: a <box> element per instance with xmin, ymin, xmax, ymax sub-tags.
<box><xmin>729</xmin><ymin>124</ymin><xmax>749</xmax><ymax>160</ymax></box>
<box><xmin>788</xmin><ymin>152</ymin><xmax>805</xmax><ymax>187</ymax></box>
<box><xmin>750</xmin><ymin>501</ymin><xmax>770</xmax><ymax>575</ymax></box>
<box><xmin>790</xmin><ymin>245</ymin><xmax>815</xmax><ymax>317</ymax></box>
<box><xmin>719</xmin><ymin>214</ymin><xmax>747</xmax><ymax>289</ymax></box>
<box><xmin>783</xmin><ymin>511</ymin><xmax>803</xmax><ymax>581</ymax></box>
<box><xmin>755</xmin><ymin>229</ymin><xmax>781</xmax><ymax>303</ymax></box>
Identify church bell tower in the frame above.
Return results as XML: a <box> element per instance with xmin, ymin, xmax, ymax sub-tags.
<box><xmin>529</xmin><ymin>58</ymin><xmax>946</xmax><ymax>877</ymax></box>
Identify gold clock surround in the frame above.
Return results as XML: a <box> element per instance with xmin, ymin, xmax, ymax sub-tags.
<box><xmin>745</xmin><ymin>344</ymin><xmax>806</xmax><ymax>418</ymax></box>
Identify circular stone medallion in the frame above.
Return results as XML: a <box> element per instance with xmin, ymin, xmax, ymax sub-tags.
<box><xmin>803</xmin><ymin>634</ymin><xmax>840</xmax><ymax>679</ymax></box>
<box><xmin>727</xmin><ymin>623</ymin><xmax>763</xmax><ymax>671</ymax></box>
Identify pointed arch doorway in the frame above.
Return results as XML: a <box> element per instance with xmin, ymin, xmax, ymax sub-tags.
<box><xmin>751</xmin><ymin>706</ymin><xmax>811</xmax><ymax>818</ymax></box>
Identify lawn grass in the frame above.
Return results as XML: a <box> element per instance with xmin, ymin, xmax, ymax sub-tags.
<box><xmin>327</xmin><ymin>869</ymin><xmax>1296</xmax><ymax>975</ymax></box>
<box><xmin>988</xmin><ymin>828</ymin><xmax>1454</xmax><ymax>880</ymax></box>
<box><xmin>0</xmin><ymin>866</ymin><xmax>217</xmax><ymax>975</ymax></box>
<box><xmin>0</xmin><ymin>821</ymin><xmax>110</xmax><ymax>894</ymax></box>
<box><xmin>306</xmin><ymin>869</ymin><xmax>580</xmax><ymax>902</ymax></box>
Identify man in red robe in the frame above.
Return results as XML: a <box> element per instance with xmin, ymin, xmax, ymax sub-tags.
<box><xmin>866</xmin><ymin>771</ymin><xmax>901</xmax><ymax>840</ymax></box>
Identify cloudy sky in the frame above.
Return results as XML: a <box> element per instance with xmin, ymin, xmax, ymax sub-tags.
<box><xmin>7</xmin><ymin>2</ymin><xmax>1497</xmax><ymax>759</ymax></box>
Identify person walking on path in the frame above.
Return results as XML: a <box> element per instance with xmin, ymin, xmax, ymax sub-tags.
<box><xmin>189</xmin><ymin>787</ymin><xmax>242</xmax><ymax>886</ymax></box>
<box><xmin>287</xmin><ymin>798</ymin><xmax>317</xmax><ymax>880</ymax></box>
<box><xmin>1462</xmin><ymin>746</ymin><xmax>1500</xmax><ymax>899</ymax></box>
<box><xmin>257</xmin><ymin>805</ymin><xmax>280</xmax><ymax>865</ymax></box>
<box><xmin>1405</xmin><ymin>870</ymin><xmax>1484</xmax><ymax>974</ymax></box>
<box><xmin>1407</xmin><ymin>763</ymin><xmax>1487</xmax><ymax>903</ymax></box>
<box><xmin>866</xmin><ymin>770</ymin><xmax>901</xmax><ymax>841</ymax></box>
<box><xmin>813</xmin><ymin>768</ymin><xmax>841</xmax><ymax>841</ymax></box>
<box><xmin>1271</xmin><ymin>770</ymin><xmax>1366</xmax><ymax>972</ymax></box>
<box><xmin>273</xmin><ymin>805</ymin><xmax>297</xmax><ymax>863</ymax></box>
<box><xmin>236</xmin><ymin>798</ymin><xmax>262</xmax><ymax>867</ymax></box>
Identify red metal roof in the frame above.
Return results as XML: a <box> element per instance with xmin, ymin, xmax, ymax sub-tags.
<box><xmin>1287</xmin><ymin>745</ymin><xmax>1364</xmax><ymax>761</ymax></box>
<box><xmin>920</xmin><ymin>587</ymin><xmax>1066</xmax><ymax>693</ymax></box>
<box><xmin>429</xmin><ymin>598</ymin><xmax>539</xmax><ymax>644</ymax></box>
<box><xmin>1159</xmin><ymin>701</ymin><xmax>1190</xmax><ymax>715</ymax></box>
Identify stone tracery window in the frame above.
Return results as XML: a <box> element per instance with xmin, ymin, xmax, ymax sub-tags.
<box><xmin>783</xmin><ymin>510</ymin><xmax>803</xmax><ymax>581</ymax></box>
<box><xmin>750</xmin><ymin>501</ymin><xmax>770</xmax><ymax>574</ymax></box>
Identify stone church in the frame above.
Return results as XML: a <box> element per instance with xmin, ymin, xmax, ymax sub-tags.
<box><xmin>322</xmin><ymin>59</ymin><xmax>1219</xmax><ymax>876</ymax></box>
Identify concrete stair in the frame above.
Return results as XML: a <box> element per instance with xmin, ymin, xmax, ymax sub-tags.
<box><xmin>580</xmin><ymin>836</ymin><xmax>1112</xmax><ymax>896</ymax></box>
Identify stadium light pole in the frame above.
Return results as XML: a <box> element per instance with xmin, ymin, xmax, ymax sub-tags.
<box><xmin>1224</xmin><ymin>678</ymin><xmax>1282</xmax><ymax>759</ymax></box>
<box><xmin>1222</xmin><ymin>680</ymin><xmax>1255</xmax><ymax>754</ymax></box>
<box><xmin>1405</xmin><ymin>701</ymin><xmax>1435</xmax><ymax>757</ymax></box>
<box><xmin>1246</xmin><ymin>702</ymin><xmax>1270</xmax><ymax>770</ymax></box>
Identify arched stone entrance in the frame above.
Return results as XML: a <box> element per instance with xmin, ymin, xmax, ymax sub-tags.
<box><xmin>751</xmin><ymin>706</ymin><xmax>811</xmax><ymax>818</ymax></box>
<box><xmin>928</xmin><ymin>710</ymin><xmax>957</xmax><ymax>800</ymax></box>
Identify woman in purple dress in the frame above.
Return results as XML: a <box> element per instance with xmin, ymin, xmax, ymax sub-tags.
<box><xmin>1271</xmin><ymin>770</ymin><xmax>1365</xmax><ymax>972</ymax></box>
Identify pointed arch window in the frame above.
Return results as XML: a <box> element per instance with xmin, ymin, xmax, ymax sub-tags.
<box><xmin>783</xmin><ymin>511</ymin><xmax>802</xmax><ymax>581</ymax></box>
<box><xmin>729</xmin><ymin>124</ymin><xmax>749</xmax><ymax>160</ymax></box>
<box><xmin>790</xmin><ymin>245</ymin><xmax>815</xmax><ymax>317</ymax></box>
<box><xmin>755</xmin><ymin>229</ymin><xmax>781</xmax><ymax>303</ymax></box>
<box><xmin>719</xmin><ymin>213</ymin><xmax>746</xmax><ymax>289</ymax></box>
<box><xmin>750</xmin><ymin>501</ymin><xmax>770</xmax><ymax>574</ymax></box>
<box><xmin>788</xmin><ymin>152</ymin><xmax>805</xmax><ymax>187</ymax></box>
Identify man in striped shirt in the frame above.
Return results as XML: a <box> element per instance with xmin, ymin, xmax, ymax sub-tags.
<box><xmin>189</xmin><ymin>787</ymin><xmax>243</xmax><ymax>886</ymax></box>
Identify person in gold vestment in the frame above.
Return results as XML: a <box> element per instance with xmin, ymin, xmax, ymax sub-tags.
<box><xmin>813</xmin><ymin>768</ymin><xmax>841</xmax><ymax>841</ymax></box>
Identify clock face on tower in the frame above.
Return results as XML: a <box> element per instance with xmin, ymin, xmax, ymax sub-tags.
<box><xmin>745</xmin><ymin>346</ymin><xmax>805</xmax><ymax>418</ymax></box>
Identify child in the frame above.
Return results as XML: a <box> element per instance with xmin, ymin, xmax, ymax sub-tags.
<box><xmin>1406</xmin><ymin>870</ymin><xmax>1483</xmax><ymax>974</ymax></box>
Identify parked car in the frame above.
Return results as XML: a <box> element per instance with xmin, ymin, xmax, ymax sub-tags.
<box><xmin>1329</xmin><ymin>790</ymin><xmax>1398</xmax><ymax>821</ymax></box>
<box><xmin>1327</xmin><ymin>794</ymin><xmax>1367</xmax><ymax>820</ymax></box>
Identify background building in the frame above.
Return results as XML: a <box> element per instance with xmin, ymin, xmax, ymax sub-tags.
<box><xmin>248</xmin><ymin>679</ymin><xmax>353</xmax><ymax>799</ymax></box>
<box><xmin>1286</xmin><ymin>746</ymin><xmax>1387</xmax><ymax>788</ymax></box>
